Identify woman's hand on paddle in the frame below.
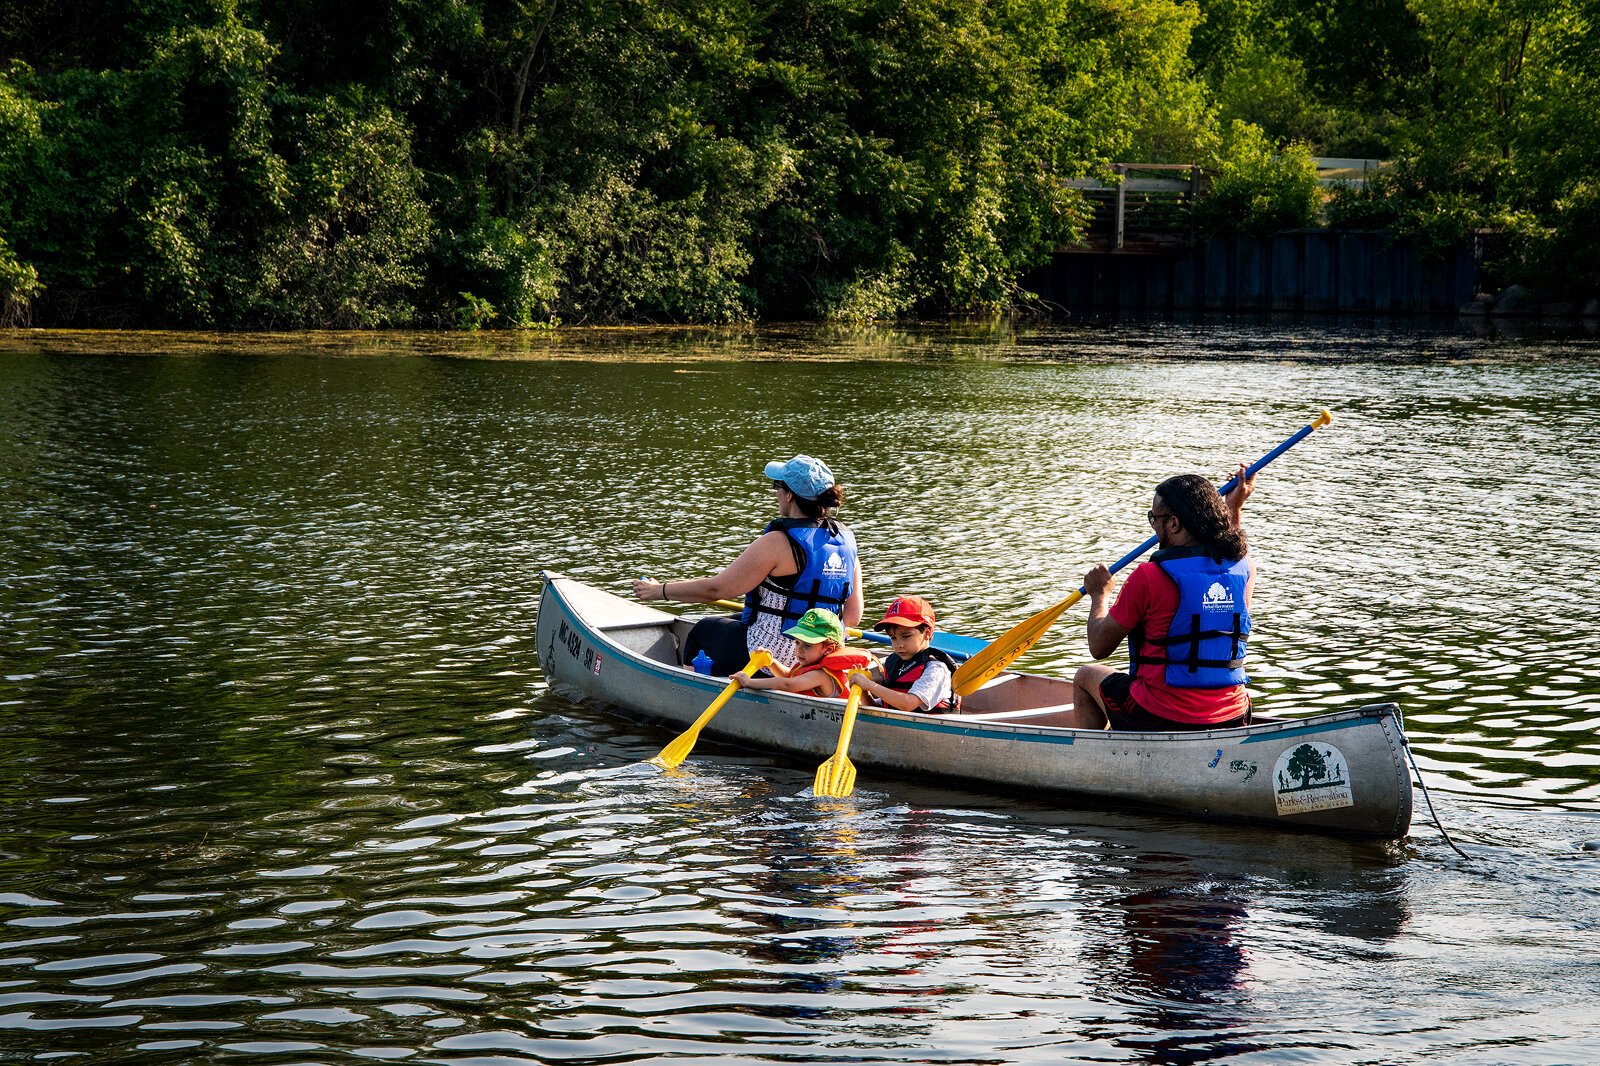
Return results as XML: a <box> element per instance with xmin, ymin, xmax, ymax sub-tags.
<box><xmin>633</xmin><ymin>578</ymin><xmax>666</xmax><ymax>602</ymax></box>
<box><xmin>1225</xmin><ymin>462</ymin><xmax>1257</xmax><ymax>522</ymax></box>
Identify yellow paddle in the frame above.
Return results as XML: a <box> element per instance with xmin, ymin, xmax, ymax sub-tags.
<box><xmin>951</xmin><ymin>409</ymin><xmax>1334</xmax><ymax>698</ymax></box>
<box><xmin>649</xmin><ymin>649</ymin><xmax>773</xmax><ymax>770</ymax></box>
<box><xmin>812</xmin><ymin>683</ymin><xmax>866</xmax><ymax>797</ymax></box>
<box><xmin>951</xmin><ymin>593</ymin><xmax>1080</xmax><ymax>698</ymax></box>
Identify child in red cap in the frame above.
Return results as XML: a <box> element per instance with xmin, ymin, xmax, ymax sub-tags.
<box><xmin>847</xmin><ymin>595</ymin><xmax>959</xmax><ymax>713</ymax></box>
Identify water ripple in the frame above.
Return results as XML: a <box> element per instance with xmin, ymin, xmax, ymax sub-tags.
<box><xmin>2</xmin><ymin>325</ymin><xmax>1599</xmax><ymax>1062</ymax></box>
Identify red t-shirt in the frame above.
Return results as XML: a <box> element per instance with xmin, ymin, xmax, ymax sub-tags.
<box><xmin>1108</xmin><ymin>559</ymin><xmax>1253</xmax><ymax>724</ymax></box>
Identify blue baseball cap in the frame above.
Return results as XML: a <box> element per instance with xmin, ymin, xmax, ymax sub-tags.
<box><xmin>763</xmin><ymin>455</ymin><xmax>835</xmax><ymax>500</ymax></box>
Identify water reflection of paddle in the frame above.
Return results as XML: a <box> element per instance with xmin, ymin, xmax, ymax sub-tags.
<box><xmin>730</xmin><ymin>786</ymin><xmax>870</xmax><ymax>1008</ymax></box>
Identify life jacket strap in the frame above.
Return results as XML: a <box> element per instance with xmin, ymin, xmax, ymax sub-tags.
<box><xmin>749</xmin><ymin>576</ymin><xmax>850</xmax><ymax>622</ymax></box>
<box><xmin>882</xmin><ymin>648</ymin><xmax>960</xmax><ymax>712</ymax></box>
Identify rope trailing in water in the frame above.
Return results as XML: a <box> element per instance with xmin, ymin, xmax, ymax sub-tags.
<box><xmin>1405</xmin><ymin>741</ymin><xmax>1471</xmax><ymax>860</ymax></box>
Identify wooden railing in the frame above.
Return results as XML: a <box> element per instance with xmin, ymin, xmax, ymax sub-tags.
<box><xmin>1066</xmin><ymin>160</ymin><xmax>1389</xmax><ymax>253</ymax></box>
<box><xmin>1064</xmin><ymin>164</ymin><xmax>1202</xmax><ymax>251</ymax></box>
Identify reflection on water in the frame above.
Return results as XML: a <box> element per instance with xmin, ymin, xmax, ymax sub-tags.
<box><xmin>1091</xmin><ymin>880</ymin><xmax>1255</xmax><ymax>1063</ymax></box>
<box><xmin>1097</xmin><ymin>870</ymin><xmax>1252</xmax><ymax>1004</ymax></box>
<box><xmin>1</xmin><ymin>321</ymin><xmax>1599</xmax><ymax>1063</ymax></box>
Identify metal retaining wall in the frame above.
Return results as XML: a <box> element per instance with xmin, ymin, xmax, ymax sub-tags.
<box><xmin>1024</xmin><ymin>231</ymin><xmax>1478</xmax><ymax>314</ymax></box>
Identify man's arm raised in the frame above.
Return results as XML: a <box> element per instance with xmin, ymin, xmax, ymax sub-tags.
<box><xmin>1224</xmin><ymin>462</ymin><xmax>1258</xmax><ymax>527</ymax></box>
<box><xmin>1084</xmin><ymin>564</ymin><xmax>1132</xmax><ymax>660</ymax></box>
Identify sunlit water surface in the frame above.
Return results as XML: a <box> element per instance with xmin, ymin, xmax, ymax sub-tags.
<box><xmin>2</xmin><ymin>320</ymin><xmax>1599</xmax><ymax>1064</ymax></box>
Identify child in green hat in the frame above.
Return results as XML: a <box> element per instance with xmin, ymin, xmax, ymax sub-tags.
<box><xmin>732</xmin><ymin>608</ymin><xmax>873</xmax><ymax>699</ymax></box>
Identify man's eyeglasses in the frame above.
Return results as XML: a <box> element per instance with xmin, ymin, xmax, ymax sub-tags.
<box><xmin>1147</xmin><ymin>509</ymin><xmax>1174</xmax><ymax>527</ymax></box>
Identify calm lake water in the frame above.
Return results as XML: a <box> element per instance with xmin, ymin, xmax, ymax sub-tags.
<box><xmin>2</xmin><ymin>320</ymin><xmax>1599</xmax><ymax>1064</ymax></box>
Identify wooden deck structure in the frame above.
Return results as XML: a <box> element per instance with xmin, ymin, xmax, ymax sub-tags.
<box><xmin>1036</xmin><ymin>160</ymin><xmax>1476</xmax><ymax>314</ymax></box>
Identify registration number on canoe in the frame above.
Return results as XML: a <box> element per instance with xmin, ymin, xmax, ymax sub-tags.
<box><xmin>557</xmin><ymin>620</ymin><xmax>603</xmax><ymax>676</ymax></box>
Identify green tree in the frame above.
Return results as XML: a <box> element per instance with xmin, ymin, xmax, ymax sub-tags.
<box><xmin>1196</xmin><ymin>121</ymin><xmax>1320</xmax><ymax>235</ymax></box>
<box><xmin>8</xmin><ymin>0</ymin><xmax>1589</xmax><ymax>322</ymax></box>
<box><xmin>242</xmin><ymin>95</ymin><xmax>433</xmax><ymax>328</ymax></box>
<box><xmin>1285</xmin><ymin>744</ymin><xmax>1329</xmax><ymax>789</ymax></box>
<box><xmin>1392</xmin><ymin>0</ymin><xmax>1599</xmax><ymax>293</ymax></box>
<box><xmin>744</xmin><ymin>0</ymin><xmax>1212</xmax><ymax>318</ymax></box>
<box><xmin>3</xmin><ymin>3</ymin><xmax>289</xmax><ymax>325</ymax></box>
<box><xmin>0</xmin><ymin>65</ymin><xmax>47</xmax><ymax>324</ymax></box>
<box><xmin>1192</xmin><ymin>0</ymin><xmax>1426</xmax><ymax>156</ymax></box>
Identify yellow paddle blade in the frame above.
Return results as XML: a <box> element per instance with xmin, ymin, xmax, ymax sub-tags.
<box><xmin>813</xmin><ymin>753</ymin><xmax>856</xmax><ymax>798</ymax></box>
<box><xmin>649</xmin><ymin>649</ymin><xmax>773</xmax><ymax>770</ymax></box>
<box><xmin>650</xmin><ymin>681</ymin><xmax>738</xmax><ymax>770</ymax></box>
<box><xmin>813</xmin><ymin>685</ymin><xmax>865</xmax><ymax>797</ymax></box>
<box><xmin>952</xmin><ymin>592</ymin><xmax>1082</xmax><ymax>698</ymax></box>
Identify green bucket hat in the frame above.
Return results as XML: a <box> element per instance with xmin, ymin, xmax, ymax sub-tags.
<box><xmin>783</xmin><ymin>608</ymin><xmax>845</xmax><ymax>645</ymax></box>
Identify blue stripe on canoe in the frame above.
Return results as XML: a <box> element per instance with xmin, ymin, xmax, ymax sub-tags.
<box><xmin>549</xmin><ymin>589</ymin><xmax>1382</xmax><ymax>750</ymax></box>
<box><xmin>1238</xmin><ymin>717</ymin><xmax>1381</xmax><ymax>743</ymax></box>
<box><xmin>873</xmin><ymin>714</ymin><xmax>1079</xmax><ymax>744</ymax></box>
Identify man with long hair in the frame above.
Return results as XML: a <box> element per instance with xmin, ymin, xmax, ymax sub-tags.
<box><xmin>1072</xmin><ymin>465</ymin><xmax>1258</xmax><ymax>730</ymax></box>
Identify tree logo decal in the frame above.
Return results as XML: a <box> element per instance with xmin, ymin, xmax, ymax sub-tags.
<box><xmin>1272</xmin><ymin>742</ymin><xmax>1354</xmax><ymax>815</ymax></box>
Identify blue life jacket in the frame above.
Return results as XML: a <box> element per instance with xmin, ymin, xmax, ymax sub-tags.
<box><xmin>1130</xmin><ymin>546</ymin><xmax>1252</xmax><ymax>688</ymax></box>
<box><xmin>740</xmin><ymin>518</ymin><xmax>857</xmax><ymax>625</ymax></box>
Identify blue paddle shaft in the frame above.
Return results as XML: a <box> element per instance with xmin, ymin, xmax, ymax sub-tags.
<box><xmin>1086</xmin><ymin>412</ymin><xmax>1330</xmax><ymax>590</ymax></box>
<box><xmin>642</xmin><ymin>412</ymin><xmax>1326</xmax><ymax>662</ymax></box>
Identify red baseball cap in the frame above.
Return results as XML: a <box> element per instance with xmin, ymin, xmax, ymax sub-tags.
<box><xmin>874</xmin><ymin>595</ymin><xmax>936</xmax><ymax>630</ymax></box>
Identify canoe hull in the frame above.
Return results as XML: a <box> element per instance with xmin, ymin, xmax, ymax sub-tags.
<box><xmin>536</xmin><ymin>574</ymin><xmax>1413</xmax><ymax>838</ymax></box>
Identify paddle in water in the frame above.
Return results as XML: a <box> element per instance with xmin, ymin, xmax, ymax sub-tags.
<box><xmin>812</xmin><ymin>683</ymin><xmax>866</xmax><ymax>797</ymax></box>
<box><xmin>650</xmin><ymin>649</ymin><xmax>773</xmax><ymax>770</ymax></box>
<box><xmin>951</xmin><ymin>409</ymin><xmax>1334</xmax><ymax>698</ymax></box>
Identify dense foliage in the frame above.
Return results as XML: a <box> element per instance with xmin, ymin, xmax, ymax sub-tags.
<box><xmin>1</xmin><ymin>0</ymin><xmax>1595</xmax><ymax>326</ymax></box>
<box><xmin>1196</xmin><ymin>0</ymin><xmax>1600</xmax><ymax>299</ymax></box>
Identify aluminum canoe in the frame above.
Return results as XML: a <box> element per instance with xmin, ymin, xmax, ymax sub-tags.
<box><xmin>535</xmin><ymin>573</ymin><xmax>1414</xmax><ymax>838</ymax></box>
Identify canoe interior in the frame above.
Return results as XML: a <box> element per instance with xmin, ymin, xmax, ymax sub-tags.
<box><xmin>590</xmin><ymin>612</ymin><xmax>1282</xmax><ymax>729</ymax></box>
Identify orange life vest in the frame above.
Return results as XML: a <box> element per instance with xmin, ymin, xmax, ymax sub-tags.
<box><xmin>812</xmin><ymin>650</ymin><xmax>875</xmax><ymax>699</ymax></box>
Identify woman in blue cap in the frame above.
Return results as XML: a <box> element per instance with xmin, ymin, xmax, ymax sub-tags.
<box><xmin>633</xmin><ymin>455</ymin><xmax>864</xmax><ymax>673</ymax></box>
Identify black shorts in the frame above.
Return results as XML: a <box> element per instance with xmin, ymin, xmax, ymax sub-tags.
<box><xmin>1098</xmin><ymin>671</ymin><xmax>1248</xmax><ymax>731</ymax></box>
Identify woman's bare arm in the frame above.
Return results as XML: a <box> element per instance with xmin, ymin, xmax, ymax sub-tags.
<box><xmin>634</xmin><ymin>531</ymin><xmax>792</xmax><ymax>603</ymax></box>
